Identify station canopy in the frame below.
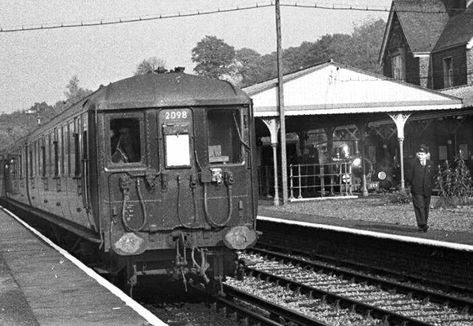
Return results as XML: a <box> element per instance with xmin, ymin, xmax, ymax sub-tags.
<box><xmin>243</xmin><ymin>61</ymin><xmax>463</xmax><ymax>118</ymax></box>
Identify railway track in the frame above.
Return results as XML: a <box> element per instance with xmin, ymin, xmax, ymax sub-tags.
<box><xmin>224</xmin><ymin>247</ymin><xmax>473</xmax><ymax>325</ymax></box>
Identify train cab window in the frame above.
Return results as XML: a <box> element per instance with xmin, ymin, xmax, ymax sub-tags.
<box><xmin>207</xmin><ymin>109</ymin><xmax>243</xmax><ymax>164</ymax></box>
<box><xmin>110</xmin><ymin>118</ymin><xmax>141</xmax><ymax>164</ymax></box>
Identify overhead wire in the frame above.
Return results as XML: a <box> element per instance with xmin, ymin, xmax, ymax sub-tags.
<box><xmin>0</xmin><ymin>1</ymin><xmax>472</xmax><ymax>33</ymax></box>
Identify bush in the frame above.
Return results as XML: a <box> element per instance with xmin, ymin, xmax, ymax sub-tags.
<box><xmin>436</xmin><ymin>152</ymin><xmax>473</xmax><ymax>207</ymax></box>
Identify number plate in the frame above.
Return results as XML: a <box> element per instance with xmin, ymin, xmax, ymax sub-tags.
<box><xmin>161</xmin><ymin>109</ymin><xmax>191</xmax><ymax>121</ymax></box>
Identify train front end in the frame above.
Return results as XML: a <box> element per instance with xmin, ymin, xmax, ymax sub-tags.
<box><xmin>97</xmin><ymin>72</ymin><xmax>258</xmax><ymax>289</ymax></box>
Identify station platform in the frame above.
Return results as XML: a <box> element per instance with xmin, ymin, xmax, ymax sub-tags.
<box><xmin>0</xmin><ymin>206</ymin><xmax>165</xmax><ymax>326</ymax></box>
<box><xmin>258</xmin><ymin>200</ymin><xmax>473</xmax><ymax>250</ymax></box>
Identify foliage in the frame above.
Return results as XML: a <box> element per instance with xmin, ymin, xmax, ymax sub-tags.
<box><xmin>231</xmin><ymin>18</ymin><xmax>385</xmax><ymax>87</ymax></box>
<box><xmin>436</xmin><ymin>152</ymin><xmax>473</xmax><ymax>206</ymax></box>
<box><xmin>192</xmin><ymin>35</ymin><xmax>236</xmax><ymax>79</ymax></box>
<box><xmin>385</xmin><ymin>191</ymin><xmax>411</xmax><ymax>205</ymax></box>
<box><xmin>0</xmin><ymin>76</ymin><xmax>91</xmax><ymax>151</ymax></box>
<box><xmin>134</xmin><ymin>57</ymin><xmax>166</xmax><ymax>75</ymax></box>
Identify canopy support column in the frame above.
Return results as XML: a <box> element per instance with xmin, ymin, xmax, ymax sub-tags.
<box><xmin>262</xmin><ymin>118</ymin><xmax>281</xmax><ymax>206</ymax></box>
<box><xmin>388</xmin><ymin>113</ymin><xmax>411</xmax><ymax>193</ymax></box>
<box><xmin>356</xmin><ymin>123</ymin><xmax>368</xmax><ymax>197</ymax></box>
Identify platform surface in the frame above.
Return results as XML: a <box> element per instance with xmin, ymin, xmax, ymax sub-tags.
<box><xmin>258</xmin><ymin>200</ymin><xmax>473</xmax><ymax>250</ymax></box>
<box><xmin>0</xmin><ymin>207</ymin><xmax>164</xmax><ymax>326</ymax></box>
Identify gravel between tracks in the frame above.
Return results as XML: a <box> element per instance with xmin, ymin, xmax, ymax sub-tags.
<box><xmin>260</xmin><ymin>195</ymin><xmax>473</xmax><ymax>233</ymax></box>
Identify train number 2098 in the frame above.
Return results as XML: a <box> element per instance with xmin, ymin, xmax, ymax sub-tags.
<box><xmin>164</xmin><ymin>110</ymin><xmax>189</xmax><ymax>120</ymax></box>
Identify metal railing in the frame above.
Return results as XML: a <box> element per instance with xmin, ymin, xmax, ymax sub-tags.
<box><xmin>258</xmin><ymin>161</ymin><xmax>359</xmax><ymax>200</ymax></box>
<box><xmin>289</xmin><ymin>161</ymin><xmax>355</xmax><ymax>200</ymax></box>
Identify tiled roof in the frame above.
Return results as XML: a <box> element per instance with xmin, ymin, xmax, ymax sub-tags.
<box><xmin>442</xmin><ymin>85</ymin><xmax>473</xmax><ymax>107</ymax></box>
<box><xmin>434</xmin><ymin>3</ymin><xmax>473</xmax><ymax>51</ymax></box>
<box><xmin>394</xmin><ymin>0</ymin><xmax>449</xmax><ymax>53</ymax></box>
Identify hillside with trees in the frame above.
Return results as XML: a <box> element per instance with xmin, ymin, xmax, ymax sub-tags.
<box><xmin>0</xmin><ymin>76</ymin><xmax>92</xmax><ymax>151</ymax></box>
<box><xmin>0</xmin><ymin>18</ymin><xmax>384</xmax><ymax>152</ymax></box>
<box><xmin>192</xmin><ymin>18</ymin><xmax>386</xmax><ymax>87</ymax></box>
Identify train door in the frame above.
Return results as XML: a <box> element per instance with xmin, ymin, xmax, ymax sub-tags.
<box><xmin>157</xmin><ymin>108</ymin><xmax>199</xmax><ymax>229</ymax></box>
<box><xmin>74</xmin><ymin>113</ymin><xmax>95</xmax><ymax>229</ymax></box>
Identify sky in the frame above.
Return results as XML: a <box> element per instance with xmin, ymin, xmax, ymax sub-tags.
<box><xmin>0</xmin><ymin>0</ymin><xmax>391</xmax><ymax>114</ymax></box>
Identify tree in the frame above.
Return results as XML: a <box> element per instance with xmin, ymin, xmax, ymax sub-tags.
<box><xmin>235</xmin><ymin>48</ymin><xmax>264</xmax><ymax>87</ymax></box>
<box><xmin>64</xmin><ymin>75</ymin><xmax>93</xmax><ymax>107</ymax></box>
<box><xmin>192</xmin><ymin>35</ymin><xmax>236</xmax><ymax>79</ymax></box>
<box><xmin>134</xmin><ymin>57</ymin><xmax>166</xmax><ymax>75</ymax></box>
<box><xmin>231</xmin><ymin>19</ymin><xmax>386</xmax><ymax>87</ymax></box>
<box><xmin>349</xmin><ymin>19</ymin><xmax>386</xmax><ymax>73</ymax></box>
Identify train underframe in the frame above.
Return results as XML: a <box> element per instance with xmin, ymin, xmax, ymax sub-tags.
<box><xmin>0</xmin><ymin>198</ymin><xmax>241</xmax><ymax>294</ymax></box>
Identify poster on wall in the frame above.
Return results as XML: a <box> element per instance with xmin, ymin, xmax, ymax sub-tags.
<box><xmin>439</xmin><ymin>145</ymin><xmax>447</xmax><ymax>160</ymax></box>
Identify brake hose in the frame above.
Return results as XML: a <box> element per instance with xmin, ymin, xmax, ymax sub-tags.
<box><xmin>176</xmin><ymin>175</ymin><xmax>199</xmax><ymax>228</ymax></box>
<box><xmin>203</xmin><ymin>172</ymin><xmax>233</xmax><ymax>228</ymax></box>
<box><xmin>121</xmin><ymin>177</ymin><xmax>148</xmax><ymax>232</ymax></box>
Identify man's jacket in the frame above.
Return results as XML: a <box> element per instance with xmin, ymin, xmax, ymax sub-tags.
<box><xmin>406</xmin><ymin>158</ymin><xmax>435</xmax><ymax>195</ymax></box>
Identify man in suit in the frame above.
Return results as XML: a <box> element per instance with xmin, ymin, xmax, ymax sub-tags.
<box><xmin>406</xmin><ymin>144</ymin><xmax>434</xmax><ymax>232</ymax></box>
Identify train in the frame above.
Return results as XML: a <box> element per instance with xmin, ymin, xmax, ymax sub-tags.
<box><xmin>0</xmin><ymin>68</ymin><xmax>258</xmax><ymax>292</ymax></box>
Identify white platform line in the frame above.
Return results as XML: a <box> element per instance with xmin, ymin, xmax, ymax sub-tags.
<box><xmin>0</xmin><ymin>206</ymin><xmax>167</xmax><ymax>326</ymax></box>
<box><xmin>258</xmin><ymin>215</ymin><xmax>473</xmax><ymax>252</ymax></box>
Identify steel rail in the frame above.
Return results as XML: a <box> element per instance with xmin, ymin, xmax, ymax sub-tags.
<box><xmin>221</xmin><ymin>283</ymin><xmax>332</xmax><ymax>326</ymax></box>
<box><xmin>256</xmin><ymin>241</ymin><xmax>473</xmax><ymax>297</ymax></box>
<box><xmin>249</xmin><ymin>247</ymin><xmax>473</xmax><ymax>313</ymax></box>
<box><xmin>189</xmin><ymin>283</ymin><xmax>284</xmax><ymax>326</ymax></box>
<box><xmin>243</xmin><ymin>266</ymin><xmax>431</xmax><ymax>326</ymax></box>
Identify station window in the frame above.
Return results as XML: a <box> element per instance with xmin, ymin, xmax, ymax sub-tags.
<box><xmin>443</xmin><ymin>57</ymin><xmax>453</xmax><ymax>88</ymax></box>
<box><xmin>110</xmin><ymin>118</ymin><xmax>141</xmax><ymax>164</ymax></box>
<box><xmin>207</xmin><ymin>109</ymin><xmax>243</xmax><ymax>164</ymax></box>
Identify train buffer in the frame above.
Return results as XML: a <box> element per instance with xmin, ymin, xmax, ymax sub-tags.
<box><xmin>0</xmin><ymin>206</ymin><xmax>165</xmax><ymax>326</ymax></box>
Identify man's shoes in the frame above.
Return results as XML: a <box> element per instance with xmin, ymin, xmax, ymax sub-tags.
<box><xmin>417</xmin><ymin>225</ymin><xmax>429</xmax><ymax>232</ymax></box>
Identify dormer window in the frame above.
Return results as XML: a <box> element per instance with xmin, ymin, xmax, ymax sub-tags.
<box><xmin>443</xmin><ymin>57</ymin><xmax>453</xmax><ymax>88</ymax></box>
<box><xmin>391</xmin><ymin>49</ymin><xmax>406</xmax><ymax>81</ymax></box>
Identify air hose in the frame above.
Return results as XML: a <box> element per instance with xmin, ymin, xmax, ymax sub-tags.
<box><xmin>203</xmin><ymin>171</ymin><xmax>233</xmax><ymax>228</ymax></box>
<box><xmin>193</xmin><ymin>148</ymin><xmax>233</xmax><ymax>228</ymax></box>
<box><xmin>120</xmin><ymin>176</ymin><xmax>148</xmax><ymax>232</ymax></box>
<box><xmin>176</xmin><ymin>175</ymin><xmax>199</xmax><ymax>228</ymax></box>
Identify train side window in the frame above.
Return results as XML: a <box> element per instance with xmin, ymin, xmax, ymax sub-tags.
<box><xmin>19</xmin><ymin>154</ymin><xmax>22</xmax><ymax>178</ymax></box>
<box><xmin>69</xmin><ymin>122</ymin><xmax>74</xmax><ymax>176</ymax></box>
<box><xmin>41</xmin><ymin>143</ymin><xmax>46</xmax><ymax>177</ymax></box>
<box><xmin>54</xmin><ymin>140</ymin><xmax>59</xmax><ymax>177</ymax></box>
<box><xmin>29</xmin><ymin>150</ymin><xmax>33</xmax><ymax>177</ymax></box>
<box><xmin>74</xmin><ymin>133</ymin><xmax>80</xmax><ymax>176</ymax></box>
<box><xmin>207</xmin><ymin>109</ymin><xmax>243</xmax><ymax>164</ymax></box>
<box><xmin>110</xmin><ymin>118</ymin><xmax>141</xmax><ymax>164</ymax></box>
<box><xmin>48</xmin><ymin>133</ymin><xmax>52</xmax><ymax>177</ymax></box>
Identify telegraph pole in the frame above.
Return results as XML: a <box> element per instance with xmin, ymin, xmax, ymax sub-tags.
<box><xmin>275</xmin><ymin>0</ymin><xmax>288</xmax><ymax>205</ymax></box>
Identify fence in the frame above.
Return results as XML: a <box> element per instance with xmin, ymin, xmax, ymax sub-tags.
<box><xmin>258</xmin><ymin>161</ymin><xmax>360</xmax><ymax>200</ymax></box>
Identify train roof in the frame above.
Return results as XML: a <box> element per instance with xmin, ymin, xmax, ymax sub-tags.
<box><xmin>4</xmin><ymin>72</ymin><xmax>250</xmax><ymax>148</ymax></box>
<box><xmin>96</xmin><ymin>72</ymin><xmax>251</xmax><ymax>110</ymax></box>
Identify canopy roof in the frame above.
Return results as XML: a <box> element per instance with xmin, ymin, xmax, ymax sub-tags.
<box><xmin>243</xmin><ymin>61</ymin><xmax>462</xmax><ymax>118</ymax></box>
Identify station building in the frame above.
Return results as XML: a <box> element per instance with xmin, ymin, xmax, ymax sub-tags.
<box><xmin>245</xmin><ymin>0</ymin><xmax>473</xmax><ymax>204</ymax></box>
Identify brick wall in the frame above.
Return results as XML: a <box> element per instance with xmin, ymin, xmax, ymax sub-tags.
<box><xmin>432</xmin><ymin>45</ymin><xmax>468</xmax><ymax>89</ymax></box>
<box><xmin>382</xmin><ymin>15</ymin><xmax>420</xmax><ymax>86</ymax></box>
<box><xmin>467</xmin><ymin>47</ymin><xmax>473</xmax><ymax>85</ymax></box>
<box><xmin>258</xmin><ymin>220</ymin><xmax>473</xmax><ymax>291</ymax></box>
<box><xmin>418</xmin><ymin>56</ymin><xmax>432</xmax><ymax>88</ymax></box>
